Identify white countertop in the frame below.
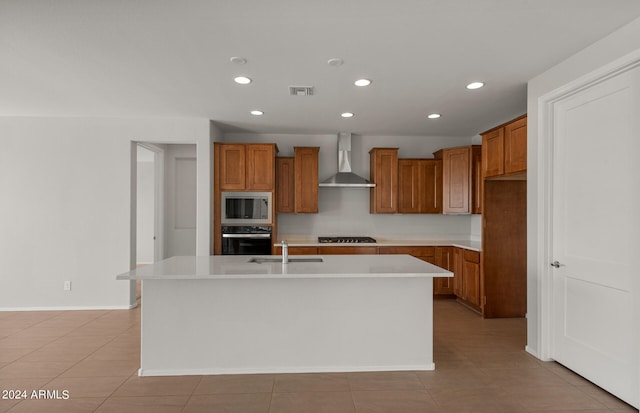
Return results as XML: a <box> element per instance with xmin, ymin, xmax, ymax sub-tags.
<box><xmin>274</xmin><ymin>235</ymin><xmax>481</xmax><ymax>252</ymax></box>
<box><xmin>116</xmin><ymin>255</ymin><xmax>452</xmax><ymax>281</ymax></box>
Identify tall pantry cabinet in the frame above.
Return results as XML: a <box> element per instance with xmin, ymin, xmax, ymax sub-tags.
<box><xmin>480</xmin><ymin>115</ymin><xmax>527</xmax><ymax>318</ymax></box>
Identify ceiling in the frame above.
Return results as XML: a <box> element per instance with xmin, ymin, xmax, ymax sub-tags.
<box><xmin>3</xmin><ymin>1</ymin><xmax>640</xmax><ymax>137</ymax></box>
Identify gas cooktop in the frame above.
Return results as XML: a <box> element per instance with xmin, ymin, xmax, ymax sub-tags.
<box><xmin>318</xmin><ymin>236</ymin><xmax>377</xmax><ymax>244</ymax></box>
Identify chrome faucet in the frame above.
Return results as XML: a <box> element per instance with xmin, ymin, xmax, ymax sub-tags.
<box><xmin>281</xmin><ymin>240</ymin><xmax>288</xmax><ymax>264</ymax></box>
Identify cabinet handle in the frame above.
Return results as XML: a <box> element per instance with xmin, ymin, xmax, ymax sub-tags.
<box><xmin>550</xmin><ymin>261</ymin><xmax>563</xmax><ymax>268</ymax></box>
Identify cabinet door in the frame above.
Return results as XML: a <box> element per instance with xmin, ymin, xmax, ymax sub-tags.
<box><xmin>504</xmin><ymin>116</ymin><xmax>527</xmax><ymax>174</ymax></box>
<box><xmin>462</xmin><ymin>250</ymin><xmax>481</xmax><ymax>307</ymax></box>
<box><xmin>318</xmin><ymin>246</ymin><xmax>378</xmax><ymax>255</ymax></box>
<box><xmin>397</xmin><ymin>160</ymin><xmax>420</xmax><ymax>213</ymax></box>
<box><xmin>276</xmin><ymin>157</ymin><xmax>295</xmax><ymax>213</ymax></box>
<box><xmin>274</xmin><ymin>246</ymin><xmax>318</xmax><ymax>255</ymax></box>
<box><xmin>294</xmin><ymin>147</ymin><xmax>319</xmax><ymax>213</ymax></box>
<box><xmin>422</xmin><ymin>159</ymin><xmax>443</xmax><ymax>214</ymax></box>
<box><xmin>472</xmin><ymin>147</ymin><xmax>482</xmax><ymax>214</ymax></box>
<box><xmin>482</xmin><ymin>128</ymin><xmax>504</xmax><ymax>178</ymax></box>
<box><xmin>219</xmin><ymin>144</ymin><xmax>246</xmax><ymax>190</ymax></box>
<box><xmin>246</xmin><ymin>144</ymin><xmax>275</xmax><ymax>190</ymax></box>
<box><xmin>434</xmin><ymin>247</ymin><xmax>453</xmax><ymax>295</ymax></box>
<box><xmin>442</xmin><ymin>147</ymin><xmax>471</xmax><ymax>214</ymax></box>
<box><xmin>379</xmin><ymin>246</ymin><xmax>434</xmax><ymax>256</ymax></box>
<box><xmin>369</xmin><ymin>148</ymin><xmax>398</xmax><ymax>213</ymax></box>
<box><xmin>453</xmin><ymin>247</ymin><xmax>463</xmax><ymax>297</ymax></box>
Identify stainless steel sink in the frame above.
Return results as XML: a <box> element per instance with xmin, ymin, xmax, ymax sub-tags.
<box><xmin>248</xmin><ymin>257</ymin><xmax>324</xmax><ymax>264</ymax></box>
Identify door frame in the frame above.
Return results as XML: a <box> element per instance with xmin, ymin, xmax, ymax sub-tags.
<box><xmin>535</xmin><ymin>49</ymin><xmax>640</xmax><ymax>400</ymax></box>
<box><xmin>137</xmin><ymin>142</ymin><xmax>165</xmax><ymax>262</ymax></box>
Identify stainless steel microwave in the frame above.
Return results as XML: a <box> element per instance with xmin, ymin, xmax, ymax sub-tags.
<box><xmin>221</xmin><ymin>192</ymin><xmax>272</xmax><ymax>225</ymax></box>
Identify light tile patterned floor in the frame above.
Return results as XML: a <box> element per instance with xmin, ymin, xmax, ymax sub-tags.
<box><xmin>0</xmin><ymin>299</ymin><xmax>637</xmax><ymax>412</ymax></box>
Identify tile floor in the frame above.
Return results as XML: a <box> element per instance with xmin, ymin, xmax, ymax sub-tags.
<box><xmin>0</xmin><ymin>298</ymin><xmax>637</xmax><ymax>413</ymax></box>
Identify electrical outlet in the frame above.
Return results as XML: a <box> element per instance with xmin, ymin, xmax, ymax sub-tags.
<box><xmin>64</xmin><ymin>281</ymin><xmax>71</xmax><ymax>291</ymax></box>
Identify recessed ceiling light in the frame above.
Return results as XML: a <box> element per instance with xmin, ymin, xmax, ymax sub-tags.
<box><xmin>354</xmin><ymin>79</ymin><xmax>372</xmax><ymax>87</ymax></box>
<box><xmin>250</xmin><ymin>110</ymin><xmax>263</xmax><ymax>116</ymax></box>
<box><xmin>234</xmin><ymin>76</ymin><xmax>252</xmax><ymax>85</ymax></box>
<box><xmin>466</xmin><ymin>81</ymin><xmax>484</xmax><ymax>90</ymax></box>
<box><xmin>230</xmin><ymin>56</ymin><xmax>247</xmax><ymax>65</ymax></box>
<box><xmin>427</xmin><ymin>113</ymin><xmax>441</xmax><ymax>119</ymax></box>
<box><xmin>341</xmin><ymin>112</ymin><xmax>354</xmax><ymax>118</ymax></box>
<box><xmin>327</xmin><ymin>58</ymin><xmax>344</xmax><ymax>67</ymax></box>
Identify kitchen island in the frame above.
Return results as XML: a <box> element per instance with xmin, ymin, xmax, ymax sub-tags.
<box><xmin>117</xmin><ymin>255</ymin><xmax>452</xmax><ymax>377</ymax></box>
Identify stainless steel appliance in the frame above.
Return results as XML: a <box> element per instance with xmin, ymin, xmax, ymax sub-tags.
<box><xmin>222</xmin><ymin>226</ymin><xmax>272</xmax><ymax>255</ymax></box>
<box><xmin>221</xmin><ymin>192</ymin><xmax>272</xmax><ymax>225</ymax></box>
<box><xmin>318</xmin><ymin>133</ymin><xmax>375</xmax><ymax>188</ymax></box>
<box><xmin>318</xmin><ymin>236</ymin><xmax>377</xmax><ymax>243</ymax></box>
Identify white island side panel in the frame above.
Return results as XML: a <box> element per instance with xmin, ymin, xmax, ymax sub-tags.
<box><xmin>140</xmin><ymin>276</ymin><xmax>434</xmax><ymax>376</ymax></box>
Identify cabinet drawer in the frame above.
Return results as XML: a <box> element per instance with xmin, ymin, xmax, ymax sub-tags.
<box><xmin>463</xmin><ymin>250</ymin><xmax>480</xmax><ymax>263</ymax></box>
<box><xmin>274</xmin><ymin>246</ymin><xmax>318</xmax><ymax>255</ymax></box>
<box><xmin>318</xmin><ymin>246</ymin><xmax>378</xmax><ymax>255</ymax></box>
<box><xmin>378</xmin><ymin>246</ymin><xmax>435</xmax><ymax>257</ymax></box>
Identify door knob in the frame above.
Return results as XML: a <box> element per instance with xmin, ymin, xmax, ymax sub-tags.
<box><xmin>550</xmin><ymin>261</ymin><xmax>562</xmax><ymax>268</ymax></box>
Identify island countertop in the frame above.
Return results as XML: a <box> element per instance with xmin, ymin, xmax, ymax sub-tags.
<box><xmin>116</xmin><ymin>254</ymin><xmax>452</xmax><ymax>281</ymax></box>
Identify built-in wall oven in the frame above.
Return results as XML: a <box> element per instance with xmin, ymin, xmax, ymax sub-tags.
<box><xmin>221</xmin><ymin>226</ymin><xmax>272</xmax><ymax>255</ymax></box>
<box><xmin>221</xmin><ymin>192</ymin><xmax>272</xmax><ymax>225</ymax></box>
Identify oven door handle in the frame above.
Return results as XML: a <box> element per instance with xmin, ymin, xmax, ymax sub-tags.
<box><xmin>222</xmin><ymin>234</ymin><xmax>272</xmax><ymax>239</ymax></box>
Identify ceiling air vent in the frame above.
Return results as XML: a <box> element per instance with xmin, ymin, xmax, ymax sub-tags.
<box><xmin>289</xmin><ymin>86</ymin><xmax>314</xmax><ymax>96</ymax></box>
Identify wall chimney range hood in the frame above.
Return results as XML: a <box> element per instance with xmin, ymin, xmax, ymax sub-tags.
<box><xmin>319</xmin><ymin>133</ymin><xmax>375</xmax><ymax>188</ymax></box>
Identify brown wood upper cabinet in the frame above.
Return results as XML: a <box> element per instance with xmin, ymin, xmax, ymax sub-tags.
<box><xmin>369</xmin><ymin>148</ymin><xmax>398</xmax><ymax>213</ymax></box>
<box><xmin>482</xmin><ymin>115</ymin><xmax>527</xmax><ymax>178</ymax></box>
<box><xmin>218</xmin><ymin>143</ymin><xmax>277</xmax><ymax>190</ymax></box>
<box><xmin>275</xmin><ymin>147</ymin><xmax>319</xmax><ymax>214</ymax></box>
<box><xmin>397</xmin><ymin>159</ymin><xmax>442</xmax><ymax>214</ymax></box>
<box><xmin>472</xmin><ymin>148</ymin><xmax>482</xmax><ymax>214</ymax></box>
<box><xmin>434</xmin><ymin>145</ymin><xmax>481</xmax><ymax>214</ymax></box>
<box><xmin>276</xmin><ymin>157</ymin><xmax>295</xmax><ymax>213</ymax></box>
<box><xmin>294</xmin><ymin>147</ymin><xmax>319</xmax><ymax>213</ymax></box>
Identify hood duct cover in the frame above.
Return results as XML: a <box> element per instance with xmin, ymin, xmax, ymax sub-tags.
<box><xmin>319</xmin><ymin>133</ymin><xmax>375</xmax><ymax>188</ymax></box>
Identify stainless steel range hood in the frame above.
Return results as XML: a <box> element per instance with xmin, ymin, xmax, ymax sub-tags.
<box><xmin>319</xmin><ymin>133</ymin><xmax>375</xmax><ymax>188</ymax></box>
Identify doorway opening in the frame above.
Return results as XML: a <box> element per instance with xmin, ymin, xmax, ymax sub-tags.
<box><xmin>133</xmin><ymin>143</ymin><xmax>197</xmax><ymax>303</ymax></box>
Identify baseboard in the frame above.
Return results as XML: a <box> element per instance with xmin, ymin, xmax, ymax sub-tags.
<box><xmin>0</xmin><ymin>304</ymin><xmax>138</xmax><ymax>312</ymax></box>
<box><xmin>138</xmin><ymin>363</ymin><xmax>436</xmax><ymax>377</ymax></box>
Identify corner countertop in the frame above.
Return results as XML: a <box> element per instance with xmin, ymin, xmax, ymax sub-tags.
<box><xmin>274</xmin><ymin>235</ymin><xmax>481</xmax><ymax>252</ymax></box>
<box><xmin>116</xmin><ymin>255</ymin><xmax>452</xmax><ymax>281</ymax></box>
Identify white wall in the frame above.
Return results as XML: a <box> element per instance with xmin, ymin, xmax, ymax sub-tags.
<box><xmin>0</xmin><ymin>117</ymin><xmax>211</xmax><ymax>310</ymax></box>
<box><xmin>225</xmin><ymin>133</ymin><xmax>476</xmax><ymax>238</ymax></box>
<box><xmin>526</xmin><ymin>16</ymin><xmax>640</xmax><ymax>357</ymax></box>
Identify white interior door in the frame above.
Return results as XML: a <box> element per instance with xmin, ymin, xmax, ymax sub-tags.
<box><xmin>551</xmin><ymin>66</ymin><xmax>639</xmax><ymax>407</ymax></box>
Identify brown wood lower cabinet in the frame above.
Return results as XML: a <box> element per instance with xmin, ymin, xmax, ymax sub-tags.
<box><xmin>273</xmin><ymin>246</ymin><xmax>318</xmax><ymax>255</ymax></box>
<box><xmin>434</xmin><ymin>246</ymin><xmax>454</xmax><ymax>296</ymax></box>
<box><xmin>452</xmin><ymin>247</ymin><xmax>481</xmax><ymax>312</ymax></box>
<box><xmin>379</xmin><ymin>246</ymin><xmax>453</xmax><ymax>296</ymax></box>
<box><xmin>270</xmin><ymin>244</ymin><xmax>483</xmax><ymax>303</ymax></box>
<box><xmin>318</xmin><ymin>246</ymin><xmax>378</xmax><ymax>255</ymax></box>
<box><xmin>482</xmin><ymin>179</ymin><xmax>527</xmax><ymax>318</ymax></box>
<box><xmin>453</xmin><ymin>247</ymin><xmax>463</xmax><ymax>297</ymax></box>
<box><xmin>461</xmin><ymin>250</ymin><xmax>481</xmax><ymax>309</ymax></box>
